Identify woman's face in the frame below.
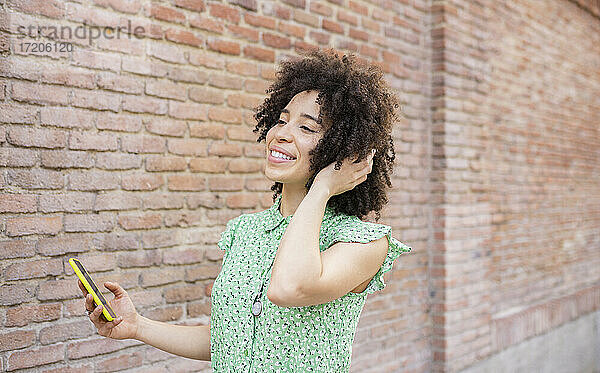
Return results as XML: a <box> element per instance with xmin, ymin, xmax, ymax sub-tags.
<box><xmin>264</xmin><ymin>90</ymin><xmax>325</xmax><ymax>186</ymax></box>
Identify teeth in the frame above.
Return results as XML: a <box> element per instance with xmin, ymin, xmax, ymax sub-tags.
<box><xmin>271</xmin><ymin>150</ymin><xmax>294</xmax><ymax>160</ymax></box>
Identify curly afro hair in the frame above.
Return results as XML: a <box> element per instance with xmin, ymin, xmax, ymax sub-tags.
<box><xmin>252</xmin><ymin>48</ymin><xmax>403</xmax><ymax>221</ymax></box>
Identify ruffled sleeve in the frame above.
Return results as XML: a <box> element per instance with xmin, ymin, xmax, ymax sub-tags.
<box><xmin>217</xmin><ymin>216</ymin><xmax>240</xmax><ymax>252</ymax></box>
<box><xmin>328</xmin><ymin>217</ymin><xmax>412</xmax><ymax>296</ymax></box>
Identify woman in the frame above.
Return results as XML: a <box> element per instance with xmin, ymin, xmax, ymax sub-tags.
<box><xmin>79</xmin><ymin>48</ymin><xmax>412</xmax><ymax>371</ymax></box>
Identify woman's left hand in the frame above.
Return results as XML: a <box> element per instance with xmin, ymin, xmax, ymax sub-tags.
<box><xmin>312</xmin><ymin>149</ymin><xmax>375</xmax><ymax>198</ymax></box>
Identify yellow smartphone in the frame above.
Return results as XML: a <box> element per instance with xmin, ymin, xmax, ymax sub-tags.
<box><xmin>69</xmin><ymin>258</ymin><xmax>117</xmax><ymax>322</ymax></box>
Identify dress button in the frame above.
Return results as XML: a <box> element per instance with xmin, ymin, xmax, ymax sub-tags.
<box><xmin>244</xmin><ymin>349</ymin><xmax>249</xmax><ymax>356</ymax></box>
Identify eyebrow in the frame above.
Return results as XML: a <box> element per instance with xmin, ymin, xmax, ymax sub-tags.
<box><xmin>281</xmin><ymin>108</ymin><xmax>320</xmax><ymax>126</ymax></box>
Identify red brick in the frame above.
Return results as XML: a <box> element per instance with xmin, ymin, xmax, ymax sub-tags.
<box><xmin>263</xmin><ymin>32</ymin><xmax>292</xmax><ymax>49</ymax></box>
<box><xmin>0</xmin><ymin>284</ymin><xmax>35</xmax><ymax>305</ymax></box>
<box><xmin>64</xmin><ymin>213</ymin><xmax>114</xmax><ymax>232</ymax></box>
<box><xmin>140</xmin><ymin>267</ymin><xmax>184</xmax><ymax>287</ymax></box>
<box><xmin>278</xmin><ymin>21</ymin><xmax>306</xmax><ymax>38</ymax></box>
<box><xmin>41</xmin><ymin>68</ymin><xmax>95</xmax><ymax>89</ymax></box>
<box><xmin>147</xmin><ymin>42</ymin><xmax>187</xmax><ymax>64</ymax></box>
<box><xmin>5</xmin><ymin>303</ymin><xmax>62</xmax><ymax>327</ymax></box>
<box><xmin>226</xmin><ymin>60</ymin><xmax>259</xmax><ymax>77</ymax></box>
<box><xmin>40</xmin><ymin>106</ymin><xmax>94</xmax><ymax>129</ymax></box>
<box><xmin>4</xmin><ymin>258</ymin><xmax>63</xmax><ymax>280</ymax></box>
<box><xmin>96</xmin><ymin>153</ymin><xmax>142</xmax><ymax>170</ymax></box>
<box><xmin>165</xmin><ymin>27</ymin><xmax>204</xmax><ymax>47</ymax></box>
<box><xmin>143</xmin><ymin>193</ymin><xmax>185</xmax><ymax>210</ymax></box>
<box><xmin>164</xmin><ymin>283</ymin><xmax>204</xmax><ymax>303</ymax></box>
<box><xmin>185</xmin><ymin>264</ymin><xmax>221</xmax><ymax>281</ymax></box>
<box><xmin>94</xmin><ymin>193</ymin><xmax>142</xmax><ymax>211</ymax></box>
<box><xmin>243</xmin><ymin>45</ymin><xmax>275</xmax><ymax>62</ymax></box>
<box><xmin>226</xmin><ymin>193</ymin><xmax>260</xmax><ymax>208</ymax></box>
<box><xmin>208</xmin><ymin>143</ymin><xmax>243</xmax><ymax>157</ymax></box>
<box><xmin>11</xmin><ymin>81</ymin><xmax>70</xmax><ymax>106</ymax></box>
<box><xmin>293</xmin><ymin>9</ymin><xmax>319</xmax><ymax>27</ymax></box>
<box><xmin>8</xmin><ymin>0</ymin><xmax>65</xmax><ymax>19</ymax></box>
<box><xmin>189</xmin><ymin>157</ymin><xmax>228</xmax><ymax>173</ymax></box>
<box><xmin>244</xmin><ymin>78</ymin><xmax>270</xmax><ymax>94</ymax></box>
<box><xmin>145</xmin><ymin>118</ymin><xmax>187</xmax><ymax>137</ymax></box>
<box><xmin>97</xmin><ymin>112</ymin><xmax>143</xmax><ymax>132</ymax></box>
<box><xmin>337</xmin><ymin>9</ymin><xmax>359</xmax><ymax>25</ymax></box>
<box><xmin>282</xmin><ymin>0</ymin><xmax>305</xmax><ymax>8</ymax></box>
<box><xmin>96</xmin><ymin>351</ymin><xmax>144</xmax><ymax>372</ymax></box>
<box><xmin>0</xmin><ymin>330</ymin><xmax>35</xmax><ymax>352</ymax></box>
<box><xmin>189</xmin><ymin>14</ymin><xmax>225</xmax><ymax>34</ymax></box>
<box><xmin>186</xmin><ymin>193</ymin><xmax>222</xmax><ymax>209</ymax></box>
<box><xmin>167</xmin><ymin>175</ymin><xmax>205</xmax><ymax>191</ymax></box>
<box><xmin>206</xmin><ymin>38</ymin><xmax>241</xmax><ymax>55</ymax></box>
<box><xmin>226</xmin><ymin>126</ymin><xmax>256</xmax><ymax>141</ymax></box>
<box><xmin>142</xmin><ymin>229</ymin><xmax>179</xmax><ymax>249</ymax></box>
<box><xmin>67</xmin><ymin>338</ymin><xmax>140</xmax><ymax>359</ymax></box>
<box><xmin>121</xmin><ymin>174</ymin><xmax>164</xmax><ymax>191</ymax></box>
<box><xmin>93</xmin><ymin>232</ymin><xmax>141</xmax><ymax>251</ymax></box>
<box><xmin>118</xmin><ymin>213</ymin><xmax>162</xmax><ymax>230</ymax></box>
<box><xmin>0</xmin><ymin>239</ymin><xmax>36</xmax><ymax>259</ymax></box>
<box><xmin>145</xmin><ymin>155</ymin><xmax>187</xmax><ymax>172</ymax></box>
<box><xmin>0</xmin><ymin>103</ymin><xmax>38</xmax><ymax>125</ymax></box>
<box><xmin>189</xmin><ymin>87</ymin><xmax>225</xmax><ymax>104</ymax></box>
<box><xmin>148</xmin><ymin>4</ymin><xmax>186</xmax><ymax>24</ymax></box>
<box><xmin>167</xmin><ymin>138</ymin><xmax>208</xmax><ymax>156</ymax></box>
<box><xmin>37</xmin><ymin>235</ymin><xmax>92</xmax><ymax>256</ymax></box>
<box><xmin>228</xmin><ymin>159</ymin><xmax>262</xmax><ymax>173</ymax></box>
<box><xmin>7</xmin><ymin>126</ymin><xmax>67</xmax><ymax>148</ymax></box>
<box><xmin>163</xmin><ymin>210</ymin><xmax>203</xmax><ymax>227</ymax></box>
<box><xmin>207</xmin><ymin>176</ymin><xmax>244</xmax><ymax>191</ymax></box>
<box><xmin>169</xmin><ymin>66</ymin><xmax>209</xmax><ymax>84</ymax></box>
<box><xmin>39</xmin><ymin>320</ymin><xmax>95</xmax><ymax>345</ymax></box>
<box><xmin>6</xmin><ymin>216</ymin><xmax>62</xmax><ymax>236</ymax></box>
<box><xmin>168</xmin><ymin>101</ymin><xmax>208</xmax><ymax>120</ymax></box>
<box><xmin>208</xmin><ymin>107</ymin><xmax>242</xmax><ymax>124</ymax></box>
<box><xmin>41</xmin><ymin>150</ymin><xmax>94</xmax><ymax>169</ymax></box>
<box><xmin>122</xmin><ymin>56</ymin><xmax>168</xmax><ymax>77</ymax></box>
<box><xmin>310</xmin><ymin>1</ymin><xmax>333</xmax><ymax>16</ymax></box>
<box><xmin>72</xmin><ymin>50</ymin><xmax>121</xmax><ymax>72</ymax></box>
<box><xmin>39</xmin><ymin>192</ymin><xmax>95</xmax><ymax>213</ymax></box>
<box><xmin>7</xmin><ymin>344</ymin><xmax>64</xmax><ymax>371</ymax></box>
<box><xmin>96</xmin><ymin>71</ymin><xmax>144</xmax><ymax>94</ymax></box>
<box><xmin>244</xmin><ymin>13</ymin><xmax>276</xmax><ymax>29</ymax></box>
<box><xmin>68</xmin><ymin>171</ymin><xmax>119</xmax><ymax>191</ymax></box>
<box><xmin>209</xmin><ymin>3</ymin><xmax>240</xmax><ymax>23</ymax></box>
<box><xmin>0</xmin><ymin>148</ymin><xmax>37</xmax><ymax>167</ymax></box>
<box><xmin>322</xmin><ymin>19</ymin><xmax>344</xmax><ymax>34</ymax></box>
<box><xmin>0</xmin><ymin>193</ymin><xmax>36</xmax><ymax>213</ymax></box>
<box><xmin>66</xmin><ymin>252</ymin><xmax>117</xmax><ymax>273</ymax></box>
<box><xmin>122</xmin><ymin>95</ymin><xmax>168</xmax><ymax>114</ymax></box>
<box><xmin>163</xmin><ymin>248</ymin><xmax>204</xmax><ymax>265</ymax></box>
<box><xmin>188</xmin><ymin>300</ymin><xmax>211</xmax><ymax>317</ymax></box>
<box><xmin>349</xmin><ymin>27</ymin><xmax>369</xmax><ymax>41</ymax></box>
<box><xmin>117</xmin><ymin>250</ymin><xmax>162</xmax><ymax>267</ymax></box>
<box><xmin>141</xmin><ymin>305</ymin><xmax>182</xmax><ymax>321</ymax></box>
<box><xmin>69</xmin><ymin>131</ymin><xmax>118</xmax><ymax>151</ymax></box>
<box><xmin>7</xmin><ymin>169</ymin><xmax>64</xmax><ymax>189</ymax></box>
<box><xmin>121</xmin><ymin>135</ymin><xmax>166</xmax><ymax>153</ymax></box>
<box><xmin>226</xmin><ymin>24</ymin><xmax>259</xmax><ymax>42</ymax></box>
<box><xmin>173</xmin><ymin>0</ymin><xmax>205</xmax><ymax>12</ymax></box>
<box><xmin>207</xmin><ymin>73</ymin><xmax>243</xmax><ymax>90</ymax></box>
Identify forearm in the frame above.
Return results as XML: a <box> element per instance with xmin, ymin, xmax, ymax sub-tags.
<box><xmin>270</xmin><ymin>186</ymin><xmax>330</xmax><ymax>294</ymax></box>
<box><xmin>135</xmin><ymin>315</ymin><xmax>211</xmax><ymax>361</ymax></box>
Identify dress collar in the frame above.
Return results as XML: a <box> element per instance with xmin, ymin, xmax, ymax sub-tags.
<box><xmin>263</xmin><ymin>194</ymin><xmax>337</xmax><ymax>232</ymax></box>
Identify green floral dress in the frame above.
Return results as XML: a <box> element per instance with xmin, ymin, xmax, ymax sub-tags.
<box><xmin>210</xmin><ymin>194</ymin><xmax>412</xmax><ymax>372</ymax></box>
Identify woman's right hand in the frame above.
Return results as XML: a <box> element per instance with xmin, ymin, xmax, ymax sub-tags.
<box><xmin>78</xmin><ymin>280</ymin><xmax>139</xmax><ymax>340</ymax></box>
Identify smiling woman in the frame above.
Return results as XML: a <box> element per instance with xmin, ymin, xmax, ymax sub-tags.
<box><xmin>208</xmin><ymin>48</ymin><xmax>413</xmax><ymax>372</ymax></box>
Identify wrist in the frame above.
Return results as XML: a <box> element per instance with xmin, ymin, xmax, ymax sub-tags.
<box><xmin>133</xmin><ymin>314</ymin><xmax>147</xmax><ymax>341</ymax></box>
<box><xmin>309</xmin><ymin>183</ymin><xmax>331</xmax><ymax>201</ymax></box>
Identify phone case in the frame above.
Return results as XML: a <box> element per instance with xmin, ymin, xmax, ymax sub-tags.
<box><xmin>68</xmin><ymin>258</ymin><xmax>117</xmax><ymax>322</ymax></box>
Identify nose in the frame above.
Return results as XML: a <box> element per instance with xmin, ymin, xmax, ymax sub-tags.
<box><xmin>273</xmin><ymin>122</ymin><xmax>293</xmax><ymax>143</ymax></box>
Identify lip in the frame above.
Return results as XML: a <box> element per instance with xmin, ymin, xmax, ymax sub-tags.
<box><xmin>269</xmin><ymin>145</ymin><xmax>296</xmax><ymax>159</ymax></box>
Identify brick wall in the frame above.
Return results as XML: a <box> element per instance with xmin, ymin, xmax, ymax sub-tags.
<box><xmin>2</xmin><ymin>0</ymin><xmax>599</xmax><ymax>372</ymax></box>
<box><xmin>0</xmin><ymin>0</ymin><xmax>429</xmax><ymax>372</ymax></box>
<box><xmin>430</xmin><ymin>0</ymin><xmax>600</xmax><ymax>371</ymax></box>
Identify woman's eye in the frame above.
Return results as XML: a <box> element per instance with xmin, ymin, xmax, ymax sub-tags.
<box><xmin>277</xmin><ymin>119</ymin><xmax>286</xmax><ymax>125</ymax></box>
<box><xmin>301</xmin><ymin>126</ymin><xmax>315</xmax><ymax>133</ymax></box>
